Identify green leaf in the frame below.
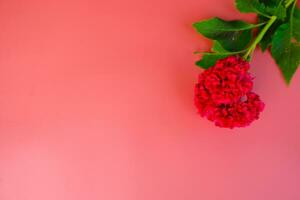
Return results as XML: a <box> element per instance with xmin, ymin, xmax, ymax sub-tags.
<box><xmin>235</xmin><ymin>0</ymin><xmax>286</xmax><ymax>20</ymax></box>
<box><xmin>211</xmin><ymin>41</ymin><xmax>230</xmax><ymax>53</ymax></box>
<box><xmin>195</xmin><ymin>54</ymin><xmax>228</xmax><ymax>69</ymax></box>
<box><xmin>235</xmin><ymin>0</ymin><xmax>267</xmax><ymax>15</ymax></box>
<box><xmin>267</xmin><ymin>4</ymin><xmax>286</xmax><ymax>20</ymax></box>
<box><xmin>195</xmin><ymin>41</ymin><xmax>230</xmax><ymax>69</ymax></box>
<box><xmin>260</xmin><ymin>0</ymin><xmax>281</xmax><ymax>6</ymax></box>
<box><xmin>271</xmin><ymin>23</ymin><xmax>300</xmax><ymax>83</ymax></box>
<box><xmin>193</xmin><ymin>17</ymin><xmax>255</xmax><ymax>51</ymax></box>
<box><xmin>293</xmin><ymin>7</ymin><xmax>300</xmax><ymax>41</ymax></box>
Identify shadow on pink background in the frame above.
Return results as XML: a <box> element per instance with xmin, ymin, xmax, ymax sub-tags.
<box><xmin>0</xmin><ymin>0</ymin><xmax>300</xmax><ymax>199</ymax></box>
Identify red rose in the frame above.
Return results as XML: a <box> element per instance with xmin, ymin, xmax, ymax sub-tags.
<box><xmin>194</xmin><ymin>56</ymin><xmax>264</xmax><ymax>128</ymax></box>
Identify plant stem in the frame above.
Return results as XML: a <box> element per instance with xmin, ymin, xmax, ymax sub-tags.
<box><xmin>243</xmin><ymin>16</ymin><xmax>277</xmax><ymax>59</ymax></box>
<box><xmin>286</xmin><ymin>0</ymin><xmax>295</xmax><ymax>7</ymax></box>
<box><xmin>242</xmin><ymin>0</ymin><xmax>296</xmax><ymax>60</ymax></box>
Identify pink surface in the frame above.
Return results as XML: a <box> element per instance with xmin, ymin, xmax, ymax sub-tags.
<box><xmin>0</xmin><ymin>0</ymin><xmax>300</xmax><ymax>199</ymax></box>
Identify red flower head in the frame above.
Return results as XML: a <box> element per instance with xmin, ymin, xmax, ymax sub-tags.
<box><xmin>197</xmin><ymin>56</ymin><xmax>253</xmax><ymax>104</ymax></box>
<box><xmin>194</xmin><ymin>56</ymin><xmax>264</xmax><ymax>128</ymax></box>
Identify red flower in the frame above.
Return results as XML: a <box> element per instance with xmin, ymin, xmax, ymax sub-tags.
<box><xmin>194</xmin><ymin>56</ymin><xmax>264</xmax><ymax>128</ymax></box>
<box><xmin>198</xmin><ymin>56</ymin><xmax>253</xmax><ymax>104</ymax></box>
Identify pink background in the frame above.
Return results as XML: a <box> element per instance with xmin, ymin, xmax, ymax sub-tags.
<box><xmin>0</xmin><ymin>0</ymin><xmax>300</xmax><ymax>199</ymax></box>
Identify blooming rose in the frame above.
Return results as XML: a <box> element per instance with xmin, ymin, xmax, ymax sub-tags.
<box><xmin>194</xmin><ymin>56</ymin><xmax>264</xmax><ymax>128</ymax></box>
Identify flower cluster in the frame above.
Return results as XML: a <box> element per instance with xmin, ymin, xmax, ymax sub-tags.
<box><xmin>194</xmin><ymin>56</ymin><xmax>264</xmax><ymax>128</ymax></box>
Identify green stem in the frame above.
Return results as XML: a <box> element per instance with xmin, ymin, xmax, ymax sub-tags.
<box><xmin>286</xmin><ymin>0</ymin><xmax>295</xmax><ymax>7</ymax></box>
<box><xmin>243</xmin><ymin>16</ymin><xmax>277</xmax><ymax>59</ymax></box>
<box><xmin>202</xmin><ymin>49</ymin><xmax>248</xmax><ymax>55</ymax></box>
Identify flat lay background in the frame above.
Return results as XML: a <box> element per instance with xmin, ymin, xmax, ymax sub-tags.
<box><xmin>0</xmin><ymin>0</ymin><xmax>300</xmax><ymax>199</ymax></box>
